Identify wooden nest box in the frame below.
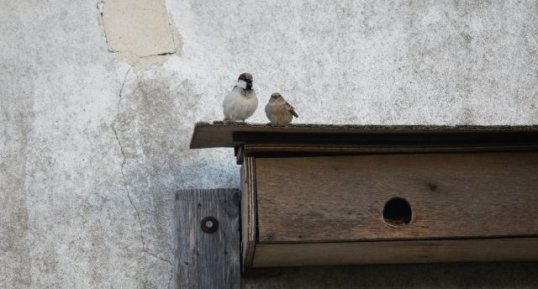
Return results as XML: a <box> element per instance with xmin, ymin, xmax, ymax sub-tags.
<box><xmin>190</xmin><ymin>122</ymin><xmax>538</xmax><ymax>269</ymax></box>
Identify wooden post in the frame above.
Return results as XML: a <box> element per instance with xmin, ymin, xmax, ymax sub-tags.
<box><xmin>175</xmin><ymin>189</ymin><xmax>241</xmax><ymax>289</ymax></box>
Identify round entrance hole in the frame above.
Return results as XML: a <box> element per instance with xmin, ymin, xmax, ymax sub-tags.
<box><xmin>383</xmin><ymin>197</ymin><xmax>412</xmax><ymax>227</ymax></box>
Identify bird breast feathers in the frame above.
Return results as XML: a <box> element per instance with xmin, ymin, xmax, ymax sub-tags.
<box><xmin>224</xmin><ymin>89</ymin><xmax>257</xmax><ymax>115</ymax></box>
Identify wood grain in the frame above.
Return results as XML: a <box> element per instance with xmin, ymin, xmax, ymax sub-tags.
<box><xmin>190</xmin><ymin>122</ymin><xmax>538</xmax><ymax>149</ymax></box>
<box><xmin>242</xmin><ymin>143</ymin><xmax>538</xmax><ymax>157</ymax></box>
<box><xmin>252</xmin><ymin>237</ymin><xmax>538</xmax><ymax>267</ymax></box>
<box><xmin>175</xmin><ymin>189</ymin><xmax>240</xmax><ymax>289</ymax></box>
<box><xmin>255</xmin><ymin>152</ymin><xmax>538</xmax><ymax>243</ymax></box>
<box><xmin>237</xmin><ymin>142</ymin><xmax>538</xmax><ymax>163</ymax></box>
<box><xmin>241</xmin><ymin>158</ymin><xmax>257</xmax><ymax>269</ymax></box>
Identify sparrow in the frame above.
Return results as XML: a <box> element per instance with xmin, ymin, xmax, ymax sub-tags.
<box><xmin>265</xmin><ymin>92</ymin><xmax>298</xmax><ymax>126</ymax></box>
<box><xmin>223</xmin><ymin>73</ymin><xmax>258</xmax><ymax>122</ymax></box>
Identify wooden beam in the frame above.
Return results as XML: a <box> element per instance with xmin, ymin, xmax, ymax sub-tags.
<box><xmin>190</xmin><ymin>122</ymin><xmax>538</xmax><ymax>149</ymax></box>
<box><xmin>175</xmin><ymin>189</ymin><xmax>241</xmax><ymax>289</ymax></box>
<box><xmin>253</xmin><ymin>237</ymin><xmax>538</xmax><ymax>267</ymax></box>
<box><xmin>240</xmin><ymin>143</ymin><xmax>538</xmax><ymax>159</ymax></box>
<box><xmin>240</xmin><ymin>158</ymin><xmax>257</xmax><ymax>270</ymax></box>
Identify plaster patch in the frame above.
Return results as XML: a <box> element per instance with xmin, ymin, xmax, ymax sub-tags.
<box><xmin>99</xmin><ymin>0</ymin><xmax>182</xmax><ymax>68</ymax></box>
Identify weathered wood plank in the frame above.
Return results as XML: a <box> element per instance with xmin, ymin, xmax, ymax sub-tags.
<box><xmin>190</xmin><ymin>122</ymin><xmax>538</xmax><ymax>149</ymax></box>
<box><xmin>235</xmin><ymin>142</ymin><xmax>538</xmax><ymax>164</ymax></box>
<box><xmin>242</xmin><ymin>143</ymin><xmax>538</xmax><ymax>157</ymax></box>
<box><xmin>253</xmin><ymin>237</ymin><xmax>538</xmax><ymax>267</ymax></box>
<box><xmin>241</xmin><ymin>158</ymin><xmax>257</xmax><ymax>269</ymax></box>
<box><xmin>175</xmin><ymin>189</ymin><xmax>240</xmax><ymax>289</ymax></box>
<box><xmin>256</xmin><ymin>152</ymin><xmax>538</xmax><ymax>243</ymax></box>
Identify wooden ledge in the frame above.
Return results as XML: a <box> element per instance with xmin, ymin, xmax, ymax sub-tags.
<box><xmin>190</xmin><ymin>122</ymin><xmax>538</xmax><ymax>149</ymax></box>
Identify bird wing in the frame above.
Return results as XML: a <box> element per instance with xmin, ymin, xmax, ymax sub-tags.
<box><xmin>285</xmin><ymin>101</ymin><xmax>298</xmax><ymax>118</ymax></box>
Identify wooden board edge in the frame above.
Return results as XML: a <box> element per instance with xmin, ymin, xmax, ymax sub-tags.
<box><xmin>252</xmin><ymin>237</ymin><xmax>538</xmax><ymax>268</ymax></box>
<box><xmin>243</xmin><ymin>143</ymin><xmax>538</xmax><ymax>155</ymax></box>
<box><xmin>191</xmin><ymin>122</ymin><xmax>538</xmax><ymax>149</ymax></box>
<box><xmin>241</xmin><ymin>157</ymin><xmax>257</xmax><ymax>270</ymax></box>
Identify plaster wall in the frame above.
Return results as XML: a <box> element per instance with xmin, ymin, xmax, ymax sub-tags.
<box><xmin>1</xmin><ymin>0</ymin><xmax>537</xmax><ymax>288</ymax></box>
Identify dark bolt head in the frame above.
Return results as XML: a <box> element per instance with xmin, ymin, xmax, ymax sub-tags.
<box><xmin>201</xmin><ymin>216</ymin><xmax>219</xmax><ymax>234</ymax></box>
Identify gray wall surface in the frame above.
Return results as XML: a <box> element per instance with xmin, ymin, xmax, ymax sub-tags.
<box><xmin>1</xmin><ymin>0</ymin><xmax>537</xmax><ymax>288</ymax></box>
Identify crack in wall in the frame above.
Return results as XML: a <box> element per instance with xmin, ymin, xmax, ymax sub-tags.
<box><xmin>117</xmin><ymin>67</ymin><xmax>132</xmax><ymax>114</ymax></box>
<box><xmin>167</xmin><ymin>265</ymin><xmax>174</xmax><ymax>289</ymax></box>
<box><xmin>97</xmin><ymin>1</ymin><xmax>183</xmax><ymax>285</ymax></box>
<box><xmin>111</xmin><ymin>69</ymin><xmax>175</xmax><ymax>288</ymax></box>
<box><xmin>111</xmin><ymin>69</ymin><xmax>147</xmax><ymax>260</ymax></box>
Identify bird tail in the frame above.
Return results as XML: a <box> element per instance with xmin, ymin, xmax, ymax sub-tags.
<box><xmin>291</xmin><ymin>109</ymin><xmax>298</xmax><ymax>118</ymax></box>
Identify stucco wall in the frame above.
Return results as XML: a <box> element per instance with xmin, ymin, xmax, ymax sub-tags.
<box><xmin>1</xmin><ymin>0</ymin><xmax>537</xmax><ymax>288</ymax></box>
